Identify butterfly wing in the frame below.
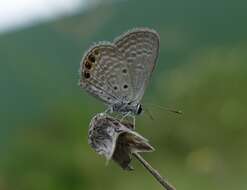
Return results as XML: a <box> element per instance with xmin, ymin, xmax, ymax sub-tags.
<box><xmin>79</xmin><ymin>42</ymin><xmax>135</xmax><ymax>105</ymax></box>
<box><xmin>114</xmin><ymin>28</ymin><xmax>160</xmax><ymax>103</ymax></box>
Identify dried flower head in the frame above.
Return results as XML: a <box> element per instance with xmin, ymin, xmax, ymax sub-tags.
<box><xmin>88</xmin><ymin>113</ymin><xmax>154</xmax><ymax>170</ymax></box>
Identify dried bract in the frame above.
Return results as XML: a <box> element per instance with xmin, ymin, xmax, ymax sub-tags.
<box><xmin>88</xmin><ymin>113</ymin><xmax>154</xmax><ymax>170</ymax></box>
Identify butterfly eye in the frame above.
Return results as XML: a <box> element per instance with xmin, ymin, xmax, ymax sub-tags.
<box><xmin>123</xmin><ymin>84</ymin><xmax>128</xmax><ymax>89</ymax></box>
<box><xmin>113</xmin><ymin>86</ymin><xmax>118</xmax><ymax>90</ymax></box>
<box><xmin>137</xmin><ymin>104</ymin><xmax>143</xmax><ymax>115</ymax></box>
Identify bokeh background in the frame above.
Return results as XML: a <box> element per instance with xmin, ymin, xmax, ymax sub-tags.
<box><xmin>1</xmin><ymin>0</ymin><xmax>247</xmax><ymax>189</ymax></box>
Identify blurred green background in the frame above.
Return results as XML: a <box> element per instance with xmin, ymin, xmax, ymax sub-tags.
<box><xmin>1</xmin><ymin>0</ymin><xmax>247</xmax><ymax>189</ymax></box>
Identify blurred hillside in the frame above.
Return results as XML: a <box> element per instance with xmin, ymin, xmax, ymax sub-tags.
<box><xmin>1</xmin><ymin>0</ymin><xmax>247</xmax><ymax>190</ymax></box>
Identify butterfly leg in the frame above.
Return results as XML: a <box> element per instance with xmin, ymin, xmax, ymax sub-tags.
<box><xmin>132</xmin><ymin>115</ymin><xmax>136</xmax><ymax>129</ymax></box>
<box><xmin>120</xmin><ymin>112</ymin><xmax>131</xmax><ymax>122</ymax></box>
<box><xmin>104</xmin><ymin>106</ymin><xmax>113</xmax><ymax>114</ymax></box>
<box><xmin>120</xmin><ymin>112</ymin><xmax>136</xmax><ymax>129</ymax></box>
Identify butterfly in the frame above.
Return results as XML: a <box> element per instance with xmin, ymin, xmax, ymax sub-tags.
<box><xmin>79</xmin><ymin>28</ymin><xmax>160</xmax><ymax>117</ymax></box>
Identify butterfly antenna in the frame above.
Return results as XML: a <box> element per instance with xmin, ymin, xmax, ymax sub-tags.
<box><xmin>146</xmin><ymin>103</ymin><xmax>183</xmax><ymax>115</ymax></box>
<box><xmin>144</xmin><ymin>107</ymin><xmax>154</xmax><ymax>120</ymax></box>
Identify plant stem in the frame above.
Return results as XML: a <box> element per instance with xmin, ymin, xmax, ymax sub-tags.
<box><xmin>133</xmin><ymin>153</ymin><xmax>176</xmax><ymax>190</ymax></box>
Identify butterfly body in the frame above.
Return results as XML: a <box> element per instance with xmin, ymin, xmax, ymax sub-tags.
<box><xmin>111</xmin><ymin>101</ymin><xmax>142</xmax><ymax>115</ymax></box>
<box><xmin>79</xmin><ymin>28</ymin><xmax>159</xmax><ymax>117</ymax></box>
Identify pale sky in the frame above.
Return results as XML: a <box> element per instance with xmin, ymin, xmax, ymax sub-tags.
<box><xmin>0</xmin><ymin>0</ymin><xmax>93</xmax><ymax>33</ymax></box>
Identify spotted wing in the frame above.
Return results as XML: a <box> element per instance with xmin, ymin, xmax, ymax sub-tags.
<box><xmin>79</xmin><ymin>42</ymin><xmax>135</xmax><ymax>105</ymax></box>
<box><xmin>114</xmin><ymin>28</ymin><xmax>160</xmax><ymax>102</ymax></box>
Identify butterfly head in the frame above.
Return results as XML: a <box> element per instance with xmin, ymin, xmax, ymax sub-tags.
<box><xmin>112</xmin><ymin>102</ymin><xmax>143</xmax><ymax>116</ymax></box>
<box><xmin>125</xmin><ymin>102</ymin><xmax>143</xmax><ymax>116</ymax></box>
